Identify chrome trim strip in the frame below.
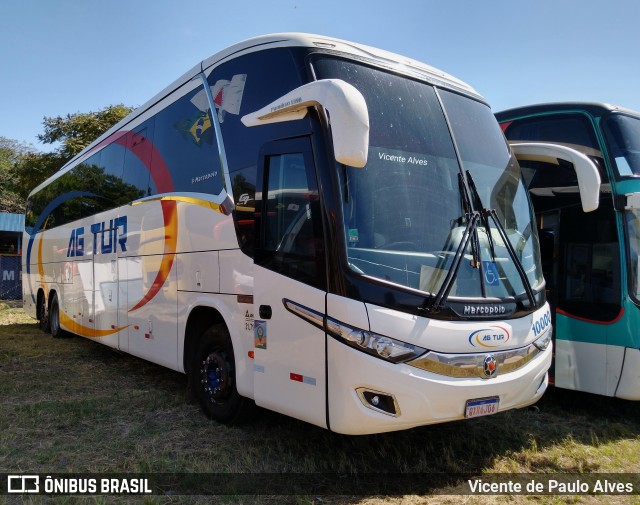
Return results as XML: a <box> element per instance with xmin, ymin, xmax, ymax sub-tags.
<box><xmin>284</xmin><ymin>298</ymin><xmax>549</xmax><ymax>379</ymax></box>
<box><xmin>282</xmin><ymin>299</ymin><xmax>325</xmax><ymax>330</ymax></box>
<box><xmin>409</xmin><ymin>338</ymin><xmax>546</xmax><ymax>379</ymax></box>
<box><xmin>199</xmin><ymin>72</ymin><xmax>234</xmax><ymax>208</ymax></box>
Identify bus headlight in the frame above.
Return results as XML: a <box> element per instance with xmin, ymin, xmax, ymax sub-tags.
<box><xmin>328</xmin><ymin>318</ymin><xmax>427</xmax><ymax>363</ymax></box>
<box><xmin>533</xmin><ymin>330</ymin><xmax>552</xmax><ymax>351</ymax></box>
<box><xmin>282</xmin><ymin>298</ymin><xmax>426</xmax><ymax>363</ymax></box>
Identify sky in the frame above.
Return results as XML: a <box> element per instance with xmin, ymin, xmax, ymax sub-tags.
<box><xmin>1</xmin><ymin>0</ymin><xmax>639</xmax><ymax>151</ymax></box>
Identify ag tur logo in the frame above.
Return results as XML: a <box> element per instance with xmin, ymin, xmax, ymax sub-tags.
<box><xmin>67</xmin><ymin>216</ymin><xmax>128</xmax><ymax>257</ymax></box>
<box><xmin>468</xmin><ymin>326</ymin><xmax>511</xmax><ymax>348</ymax></box>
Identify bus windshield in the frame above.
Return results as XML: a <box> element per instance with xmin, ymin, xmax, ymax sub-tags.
<box><xmin>313</xmin><ymin>57</ymin><xmax>543</xmax><ymax>300</ymax></box>
<box><xmin>603</xmin><ymin>114</ymin><xmax>640</xmax><ymax>177</ymax></box>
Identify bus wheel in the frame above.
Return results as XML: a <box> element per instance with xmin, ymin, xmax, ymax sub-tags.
<box><xmin>38</xmin><ymin>294</ymin><xmax>50</xmax><ymax>333</ymax></box>
<box><xmin>191</xmin><ymin>324</ymin><xmax>251</xmax><ymax>424</ymax></box>
<box><xmin>49</xmin><ymin>293</ymin><xmax>64</xmax><ymax>339</ymax></box>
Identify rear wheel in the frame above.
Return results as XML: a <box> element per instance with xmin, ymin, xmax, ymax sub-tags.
<box><xmin>38</xmin><ymin>293</ymin><xmax>50</xmax><ymax>333</ymax></box>
<box><xmin>190</xmin><ymin>324</ymin><xmax>252</xmax><ymax>424</ymax></box>
<box><xmin>49</xmin><ymin>293</ymin><xmax>64</xmax><ymax>339</ymax></box>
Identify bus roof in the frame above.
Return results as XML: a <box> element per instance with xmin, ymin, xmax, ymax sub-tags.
<box><xmin>200</xmin><ymin>33</ymin><xmax>479</xmax><ymax>96</ymax></box>
<box><xmin>30</xmin><ymin>33</ymin><xmax>482</xmax><ymax>197</ymax></box>
<box><xmin>496</xmin><ymin>101</ymin><xmax>640</xmax><ymax>122</ymax></box>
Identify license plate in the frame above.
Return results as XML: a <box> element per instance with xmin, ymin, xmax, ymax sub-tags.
<box><xmin>465</xmin><ymin>396</ymin><xmax>499</xmax><ymax>418</ymax></box>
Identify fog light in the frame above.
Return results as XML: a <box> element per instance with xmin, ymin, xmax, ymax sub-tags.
<box><xmin>356</xmin><ymin>388</ymin><xmax>400</xmax><ymax>417</ymax></box>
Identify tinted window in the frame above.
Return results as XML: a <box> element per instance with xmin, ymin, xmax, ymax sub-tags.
<box><xmin>96</xmin><ymin>141</ymin><xmax>143</xmax><ymax>207</ymax></box>
<box><xmin>67</xmin><ymin>154</ymin><xmax>106</xmax><ymax>219</ymax></box>
<box><xmin>153</xmin><ymin>84</ymin><xmax>224</xmax><ymax>195</ymax></box>
<box><xmin>256</xmin><ymin>139</ymin><xmax>325</xmax><ymax>289</ymax></box>
<box><xmin>440</xmin><ymin>90</ymin><xmax>510</xmax><ymax>170</ymax></box>
<box><xmin>314</xmin><ymin>56</ymin><xmax>544</xmax><ymax>298</ymax></box>
<box><xmin>99</xmin><ymin>138</ymin><xmax>125</xmax><ymax>180</ymax></box>
<box><xmin>504</xmin><ymin>113</ymin><xmax>600</xmax><ymax>151</ymax></box>
<box><xmin>626</xmin><ymin>209</ymin><xmax>640</xmax><ymax>300</ymax></box>
<box><xmin>26</xmin><ymin>80</ymin><xmax>234</xmax><ymax>232</ymax></box>
<box><xmin>602</xmin><ymin>114</ymin><xmax>640</xmax><ymax>177</ymax></box>
<box><xmin>26</xmin><ymin>50</ymin><xmax>309</xmax><ymax>235</ymax></box>
<box><xmin>207</xmin><ymin>48</ymin><xmax>307</xmax><ymax>174</ymax></box>
<box><xmin>208</xmin><ymin>48</ymin><xmax>311</xmax><ymax>258</ymax></box>
<box><xmin>231</xmin><ymin>166</ymin><xmax>257</xmax><ymax>256</ymax></box>
<box><xmin>313</xmin><ymin>56</ymin><xmax>463</xmax><ymax>290</ymax></box>
<box><xmin>313</xmin><ymin>56</ymin><xmax>456</xmax><ymax>156</ymax></box>
<box><xmin>559</xmin><ymin>200</ymin><xmax>620</xmax><ymax>320</ymax></box>
<box><xmin>122</xmin><ymin>121</ymin><xmax>155</xmax><ymax>198</ymax></box>
<box><xmin>27</xmin><ymin>153</ymin><xmax>106</xmax><ymax>231</ymax></box>
<box><xmin>440</xmin><ymin>90</ymin><xmax>521</xmax><ymax>228</ymax></box>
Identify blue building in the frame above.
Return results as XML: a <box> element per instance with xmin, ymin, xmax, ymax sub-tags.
<box><xmin>0</xmin><ymin>213</ymin><xmax>24</xmax><ymax>300</ymax></box>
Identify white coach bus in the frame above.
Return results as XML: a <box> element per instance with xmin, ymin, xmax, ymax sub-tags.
<box><xmin>24</xmin><ymin>33</ymin><xmax>558</xmax><ymax>434</ymax></box>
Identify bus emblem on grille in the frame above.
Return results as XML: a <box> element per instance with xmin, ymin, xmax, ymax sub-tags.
<box><xmin>483</xmin><ymin>355</ymin><xmax>498</xmax><ymax>378</ymax></box>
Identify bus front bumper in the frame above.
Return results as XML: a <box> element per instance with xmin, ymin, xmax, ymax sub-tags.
<box><xmin>327</xmin><ymin>337</ymin><xmax>551</xmax><ymax>435</ymax></box>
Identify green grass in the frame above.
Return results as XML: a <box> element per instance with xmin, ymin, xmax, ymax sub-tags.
<box><xmin>2</xmin><ymin>305</ymin><xmax>640</xmax><ymax>504</ymax></box>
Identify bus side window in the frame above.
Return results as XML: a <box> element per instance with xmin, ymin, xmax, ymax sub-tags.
<box><xmin>231</xmin><ymin>166</ymin><xmax>256</xmax><ymax>257</ymax></box>
<box><xmin>97</xmin><ymin>141</ymin><xmax>131</xmax><ymax>208</ymax></box>
<box><xmin>255</xmin><ymin>140</ymin><xmax>325</xmax><ymax>289</ymax></box>
<box><xmin>264</xmin><ymin>153</ymin><xmax>310</xmax><ymax>251</ymax></box>
<box><xmin>152</xmin><ymin>83</ymin><xmax>224</xmax><ymax>196</ymax></box>
<box><xmin>122</xmin><ymin>121</ymin><xmax>155</xmax><ymax>198</ymax></box>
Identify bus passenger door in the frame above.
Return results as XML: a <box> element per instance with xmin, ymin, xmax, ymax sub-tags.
<box><xmin>552</xmin><ymin>201</ymin><xmax>623</xmax><ymax>395</ymax></box>
<box><xmin>252</xmin><ymin>137</ymin><xmax>327</xmax><ymax>429</ymax></box>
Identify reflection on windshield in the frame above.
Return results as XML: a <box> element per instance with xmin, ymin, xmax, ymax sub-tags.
<box><xmin>440</xmin><ymin>90</ymin><xmax>542</xmax><ymax>296</ymax></box>
<box><xmin>603</xmin><ymin>114</ymin><xmax>640</xmax><ymax>177</ymax></box>
<box><xmin>314</xmin><ymin>56</ymin><xmax>543</xmax><ymax>301</ymax></box>
<box><xmin>340</xmin><ymin>145</ymin><xmax>464</xmax><ymax>293</ymax></box>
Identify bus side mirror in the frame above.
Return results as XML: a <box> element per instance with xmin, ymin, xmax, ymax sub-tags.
<box><xmin>509</xmin><ymin>142</ymin><xmax>601</xmax><ymax>212</ymax></box>
<box><xmin>241</xmin><ymin>79</ymin><xmax>370</xmax><ymax>168</ymax></box>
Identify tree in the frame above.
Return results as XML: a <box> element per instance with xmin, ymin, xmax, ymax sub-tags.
<box><xmin>0</xmin><ymin>137</ymin><xmax>31</xmax><ymax>213</ymax></box>
<box><xmin>15</xmin><ymin>103</ymin><xmax>134</xmax><ymax>197</ymax></box>
<box><xmin>38</xmin><ymin>104</ymin><xmax>133</xmax><ymax>160</ymax></box>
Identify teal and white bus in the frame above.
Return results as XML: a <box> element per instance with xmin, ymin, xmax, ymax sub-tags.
<box><xmin>23</xmin><ymin>33</ymin><xmax>569</xmax><ymax>435</ymax></box>
<box><xmin>497</xmin><ymin>102</ymin><xmax>640</xmax><ymax>399</ymax></box>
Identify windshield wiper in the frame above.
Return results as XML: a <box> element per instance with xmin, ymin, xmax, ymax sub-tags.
<box><xmin>485</xmin><ymin>208</ymin><xmax>536</xmax><ymax>307</ymax></box>
<box><xmin>421</xmin><ymin>171</ymin><xmax>537</xmax><ymax>313</ymax></box>
<box><xmin>421</xmin><ymin>210</ymin><xmax>480</xmax><ymax>313</ymax></box>
<box><xmin>458</xmin><ymin>172</ymin><xmax>482</xmax><ymax>267</ymax></box>
<box><xmin>465</xmin><ymin>171</ymin><xmax>536</xmax><ymax>308</ymax></box>
<box><xmin>420</xmin><ymin>174</ymin><xmax>480</xmax><ymax>313</ymax></box>
<box><xmin>466</xmin><ymin>170</ymin><xmax>496</xmax><ymax>262</ymax></box>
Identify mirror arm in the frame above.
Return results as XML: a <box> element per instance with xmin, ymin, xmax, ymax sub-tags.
<box><xmin>510</xmin><ymin>142</ymin><xmax>602</xmax><ymax>212</ymax></box>
<box><xmin>241</xmin><ymin>79</ymin><xmax>369</xmax><ymax>168</ymax></box>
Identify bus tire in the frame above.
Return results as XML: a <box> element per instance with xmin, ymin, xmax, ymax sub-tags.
<box><xmin>49</xmin><ymin>293</ymin><xmax>64</xmax><ymax>339</ymax></box>
<box><xmin>38</xmin><ymin>293</ymin><xmax>50</xmax><ymax>333</ymax></box>
<box><xmin>191</xmin><ymin>324</ymin><xmax>252</xmax><ymax>424</ymax></box>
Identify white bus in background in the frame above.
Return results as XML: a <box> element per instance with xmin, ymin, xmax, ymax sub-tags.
<box><xmin>23</xmin><ymin>33</ymin><xmax>583</xmax><ymax>435</ymax></box>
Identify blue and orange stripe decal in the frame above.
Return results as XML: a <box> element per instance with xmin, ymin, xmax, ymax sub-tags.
<box><xmin>59</xmin><ymin>310</ymin><xmax>129</xmax><ymax>338</ymax></box>
<box><xmin>27</xmin><ymin>127</ymin><xmax>229</xmax><ymax>335</ymax></box>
